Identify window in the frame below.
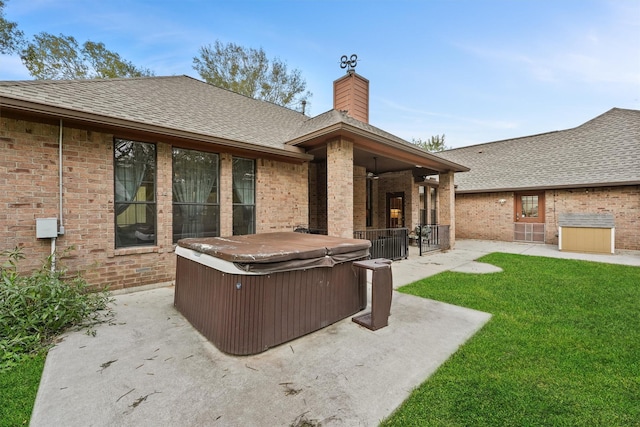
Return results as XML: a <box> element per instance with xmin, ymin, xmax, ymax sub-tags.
<box><xmin>430</xmin><ymin>187</ymin><xmax>438</xmax><ymax>225</ymax></box>
<box><xmin>232</xmin><ymin>157</ymin><xmax>255</xmax><ymax>235</ymax></box>
<box><xmin>366</xmin><ymin>179</ymin><xmax>373</xmax><ymax>227</ymax></box>
<box><xmin>114</xmin><ymin>139</ymin><xmax>156</xmax><ymax>248</ymax></box>
<box><xmin>521</xmin><ymin>195</ymin><xmax>538</xmax><ymax>218</ymax></box>
<box><xmin>515</xmin><ymin>192</ymin><xmax>545</xmax><ymax>223</ymax></box>
<box><xmin>172</xmin><ymin>148</ymin><xmax>219</xmax><ymax>243</ymax></box>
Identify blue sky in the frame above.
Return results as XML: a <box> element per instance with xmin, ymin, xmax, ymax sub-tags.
<box><xmin>1</xmin><ymin>0</ymin><xmax>639</xmax><ymax>148</ymax></box>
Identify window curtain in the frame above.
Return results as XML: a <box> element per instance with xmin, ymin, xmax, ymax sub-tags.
<box><xmin>115</xmin><ymin>141</ymin><xmax>147</xmax><ymax>215</ymax></box>
<box><xmin>173</xmin><ymin>149</ymin><xmax>217</xmax><ymax>238</ymax></box>
<box><xmin>232</xmin><ymin>158</ymin><xmax>255</xmax><ymax>235</ymax></box>
<box><xmin>232</xmin><ymin>158</ymin><xmax>255</xmax><ymax>204</ymax></box>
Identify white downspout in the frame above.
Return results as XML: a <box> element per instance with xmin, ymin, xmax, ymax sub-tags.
<box><xmin>50</xmin><ymin>119</ymin><xmax>65</xmax><ymax>272</ymax></box>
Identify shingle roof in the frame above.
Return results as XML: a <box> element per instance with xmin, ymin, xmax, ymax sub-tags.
<box><xmin>558</xmin><ymin>213</ymin><xmax>615</xmax><ymax>228</ymax></box>
<box><xmin>291</xmin><ymin>109</ymin><xmax>413</xmax><ymax>146</ymax></box>
<box><xmin>0</xmin><ymin>75</ymin><xmax>308</xmax><ymax>150</ymax></box>
<box><xmin>1</xmin><ymin>75</ymin><xmax>470</xmax><ymax>171</ymax></box>
<box><xmin>435</xmin><ymin>108</ymin><xmax>640</xmax><ymax>193</ymax></box>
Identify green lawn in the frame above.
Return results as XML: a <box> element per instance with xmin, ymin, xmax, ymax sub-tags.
<box><xmin>381</xmin><ymin>253</ymin><xmax>640</xmax><ymax>426</ymax></box>
<box><xmin>0</xmin><ymin>352</ymin><xmax>46</xmax><ymax>427</ymax></box>
<box><xmin>3</xmin><ymin>254</ymin><xmax>639</xmax><ymax>426</ymax></box>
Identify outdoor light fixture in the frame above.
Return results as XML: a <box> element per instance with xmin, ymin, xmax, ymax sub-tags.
<box><xmin>498</xmin><ymin>199</ymin><xmax>507</xmax><ymax>205</ymax></box>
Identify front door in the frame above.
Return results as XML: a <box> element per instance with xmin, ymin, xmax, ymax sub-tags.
<box><xmin>514</xmin><ymin>192</ymin><xmax>545</xmax><ymax>242</ymax></box>
<box><xmin>387</xmin><ymin>192</ymin><xmax>404</xmax><ymax>228</ymax></box>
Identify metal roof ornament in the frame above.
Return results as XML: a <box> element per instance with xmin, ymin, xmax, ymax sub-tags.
<box><xmin>340</xmin><ymin>54</ymin><xmax>358</xmax><ymax>73</ymax></box>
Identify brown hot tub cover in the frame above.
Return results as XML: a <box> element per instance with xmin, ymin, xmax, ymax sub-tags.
<box><xmin>177</xmin><ymin>232</ymin><xmax>371</xmax><ymax>273</ymax></box>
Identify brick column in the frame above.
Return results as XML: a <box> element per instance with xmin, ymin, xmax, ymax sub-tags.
<box><xmin>438</xmin><ymin>171</ymin><xmax>456</xmax><ymax>249</ymax></box>
<box><xmin>327</xmin><ymin>138</ymin><xmax>353</xmax><ymax>238</ymax></box>
<box><xmin>219</xmin><ymin>153</ymin><xmax>233</xmax><ymax>236</ymax></box>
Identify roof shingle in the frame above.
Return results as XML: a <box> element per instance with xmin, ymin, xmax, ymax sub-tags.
<box><xmin>0</xmin><ymin>75</ymin><xmax>308</xmax><ymax>150</ymax></box>
<box><xmin>435</xmin><ymin>108</ymin><xmax>640</xmax><ymax>192</ymax></box>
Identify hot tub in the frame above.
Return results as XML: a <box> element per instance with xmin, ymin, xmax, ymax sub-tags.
<box><xmin>174</xmin><ymin>232</ymin><xmax>371</xmax><ymax>355</ymax></box>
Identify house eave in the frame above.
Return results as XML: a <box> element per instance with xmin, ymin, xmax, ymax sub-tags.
<box><xmin>288</xmin><ymin>122</ymin><xmax>470</xmax><ymax>173</ymax></box>
<box><xmin>455</xmin><ymin>180</ymin><xmax>640</xmax><ymax>194</ymax></box>
<box><xmin>1</xmin><ymin>97</ymin><xmax>313</xmax><ymax>162</ymax></box>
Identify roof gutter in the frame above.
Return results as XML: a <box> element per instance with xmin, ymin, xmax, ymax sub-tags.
<box><xmin>1</xmin><ymin>97</ymin><xmax>313</xmax><ymax>162</ymax></box>
<box><xmin>455</xmin><ymin>181</ymin><xmax>640</xmax><ymax>194</ymax></box>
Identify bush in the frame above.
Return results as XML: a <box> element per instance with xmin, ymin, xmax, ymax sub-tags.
<box><xmin>0</xmin><ymin>247</ymin><xmax>112</xmax><ymax>371</ymax></box>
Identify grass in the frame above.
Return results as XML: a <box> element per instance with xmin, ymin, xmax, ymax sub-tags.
<box><xmin>0</xmin><ymin>247</ymin><xmax>112</xmax><ymax>426</ymax></box>
<box><xmin>0</xmin><ymin>352</ymin><xmax>46</xmax><ymax>427</ymax></box>
<box><xmin>381</xmin><ymin>253</ymin><xmax>640</xmax><ymax>426</ymax></box>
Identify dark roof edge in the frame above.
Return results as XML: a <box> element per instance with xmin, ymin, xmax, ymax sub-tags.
<box><xmin>1</xmin><ymin>96</ymin><xmax>313</xmax><ymax>161</ymax></box>
<box><xmin>455</xmin><ymin>180</ymin><xmax>640</xmax><ymax>194</ymax></box>
<box><xmin>288</xmin><ymin>120</ymin><xmax>470</xmax><ymax>172</ymax></box>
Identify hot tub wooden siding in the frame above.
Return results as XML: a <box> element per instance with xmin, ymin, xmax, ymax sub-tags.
<box><xmin>175</xmin><ymin>256</ymin><xmax>367</xmax><ymax>355</ymax></box>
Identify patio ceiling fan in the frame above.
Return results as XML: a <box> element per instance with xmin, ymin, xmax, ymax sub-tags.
<box><xmin>367</xmin><ymin>156</ymin><xmax>379</xmax><ymax>180</ymax></box>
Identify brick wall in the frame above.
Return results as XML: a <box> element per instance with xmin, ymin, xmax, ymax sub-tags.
<box><xmin>326</xmin><ymin>138</ymin><xmax>353</xmax><ymax>237</ymax></box>
<box><xmin>546</xmin><ymin>186</ymin><xmax>639</xmax><ymax>251</ymax></box>
<box><xmin>455</xmin><ymin>192</ymin><xmax>515</xmax><ymax>241</ymax></box>
<box><xmin>1</xmin><ymin>115</ymin><xmax>313</xmax><ymax>291</ymax></box>
<box><xmin>219</xmin><ymin>153</ymin><xmax>233</xmax><ymax>236</ymax></box>
<box><xmin>454</xmin><ymin>186</ymin><xmax>639</xmax><ymax>251</ymax></box>
<box><xmin>256</xmin><ymin>158</ymin><xmax>308</xmax><ymax>233</ymax></box>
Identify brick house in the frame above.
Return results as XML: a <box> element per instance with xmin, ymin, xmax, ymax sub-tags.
<box><xmin>435</xmin><ymin>108</ymin><xmax>640</xmax><ymax>251</ymax></box>
<box><xmin>0</xmin><ymin>72</ymin><xmax>468</xmax><ymax>291</ymax></box>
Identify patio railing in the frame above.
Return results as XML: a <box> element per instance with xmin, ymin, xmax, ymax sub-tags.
<box><xmin>353</xmin><ymin>228</ymin><xmax>408</xmax><ymax>260</ymax></box>
<box><xmin>415</xmin><ymin>224</ymin><xmax>450</xmax><ymax>255</ymax></box>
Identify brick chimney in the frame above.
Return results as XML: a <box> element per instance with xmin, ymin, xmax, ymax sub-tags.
<box><xmin>333</xmin><ymin>70</ymin><xmax>369</xmax><ymax>123</ymax></box>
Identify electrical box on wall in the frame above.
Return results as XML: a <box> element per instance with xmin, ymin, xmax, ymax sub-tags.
<box><xmin>36</xmin><ymin>218</ymin><xmax>58</xmax><ymax>239</ymax></box>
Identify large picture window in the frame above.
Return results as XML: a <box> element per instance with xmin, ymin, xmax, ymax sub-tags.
<box><xmin>172</xmin><ymin>148</ymin><xmax>219</xmax><ymax>242</ymax></box>
<box><xmin>232</xmin><ymin>157</ymin><xmax>255</xmax><ymax>235</ymax></box>
<box><xmin>114</xmin><ymin>139</ymin><xmax>156</xmax><ymax>248</ymax></box>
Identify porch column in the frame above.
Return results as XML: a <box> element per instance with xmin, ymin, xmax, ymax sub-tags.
<box><xmin>327</xmin><ymin>138</ymin><xmax>353</xmax><ymax>238</ymax></box>
<box><xmin>438</xmin><ymin>171</ymin><xmax>456</xmax><ymax>249</ymax></box>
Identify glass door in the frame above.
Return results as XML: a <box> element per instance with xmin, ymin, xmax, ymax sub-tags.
<box><xmin>387</xmin><ymin>192</ymin><xmax>404</xmax><ymax>228</ymax></box>
<box><xmin>514</xmin><ymin>192</ymin><xmax>545</xmax><ymax>242</ymax></box>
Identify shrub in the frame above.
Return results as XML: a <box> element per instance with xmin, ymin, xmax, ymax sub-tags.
<box><xmin>0</xmin><ymin>247</ymin><xmax>113</xmax><ymax>371</ymax></box>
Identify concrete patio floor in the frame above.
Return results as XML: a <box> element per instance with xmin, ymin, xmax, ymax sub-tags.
<box><xmin>30</xmin><ymin>240</ymin><xmax>640</xmax><ymax>426</ymax></box>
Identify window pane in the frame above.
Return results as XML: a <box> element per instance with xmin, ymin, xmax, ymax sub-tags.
<box><xmin>233</xmin><ymin>158</ymin><xmax>255</xmax><ymax>204</ymax></box>
<box><xmin>172</xmin><ymin>148</ymin><xmax>219</xmax><ymax>242</ymax></box>
<box><xmin>430</xmin><ymin>187</ymin><xmax>438</xmax><ymax>225</ymax></box>
<box><xmin>233</xmin><ymin>205</ymin><xmax>255</xmax><ymax>235</ymax></box>
<box><xmin>232</xmin><ymin>158</ymin><xmax>255</xmax><ymax>235</ymax></box>
<box><xmin>521</xmin><ymin>195</ymin><xmax>538</xmax><ymax>218</ymax></box>
<box><xmin>114</xmin><ymin>139</ymin><xmax>156</xmax><ymax>248</ymax></box>
<box><xmin>173</xmin><ymin>204</ymin><xmax>219</xmax><ymax>242</ymax></box>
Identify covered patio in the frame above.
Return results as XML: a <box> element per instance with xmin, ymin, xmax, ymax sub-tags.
<box><xmin>288</xmin><ymin>112</ymin><xmax>468</xmax><ymax>259</ymax></box>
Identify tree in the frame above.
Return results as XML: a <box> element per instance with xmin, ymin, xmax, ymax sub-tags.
<box><xmin>412</xmin><ymin>134</ymin><xmax>450</xmax><ymax>152</ymax></box>
<box><xmin>0</xmin><ymin>0</ymin><xmax>24</xmax><ymax>54</ymax></box>
<box><xmin>193</xmin><ymin>40</ymin><xmax>311</xmax><ymax>111</ymax></box>
<box><xmin>20</xmin><ymin>32</ymin><xmax>154</xmax><ymax>80</ymax></box>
